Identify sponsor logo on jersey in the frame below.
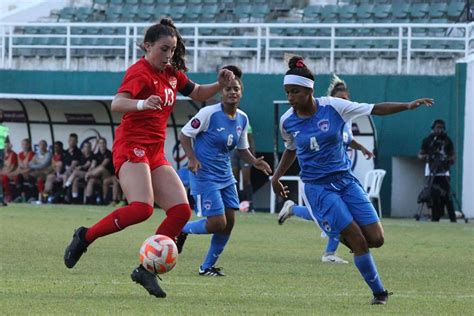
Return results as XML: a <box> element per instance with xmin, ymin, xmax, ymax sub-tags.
<box><xmin>203</xmin><ymin>200</ymin><xmax>212</xmax><ymax>210</ymax></box>
<box><xmin>322</xmin><ymin>220</ymin><xmax>331</xmax><ymax>232</ymax></box>
<box><xmin>292</xmin><ymin>131</ymin><xmax>300</xmax><ymax>137</ymax></box>
<box><xmin>133</xmin><ymin>148</ymin><xmax>145</xmax><ymax>157</ymax></box>
<box><xmin>318</xmin><ymin>119</ymin><xmax>330</xmax><ymax>132</ymax></box>
<box><xmin>236</xmin><ymin>126</ymin><xmax>242</xmax><ymax>136</ymax></box>
<box><xmin>191</xmin><ymin>118</ymin><xmax>201</xmax><ymax>128</ymax></box>
<box><xmin>153</xmin><ymin>80</ymin><xmax>158</xmax><ymax>85</ymax></box>
<box><xmin>169</xmin><ymin>76</ymin><xmax>177</xmax><ymax>89</ymax></box>
<box><xmin>217</xmin><ymin>127</ymin><xmax>225</xmax><ymax>132</ymax></box>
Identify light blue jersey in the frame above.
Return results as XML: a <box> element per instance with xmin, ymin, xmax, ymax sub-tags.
<box><xmin>280</xmin><ymin>96</ymin><xmax>373</xmax><ymax>182</ymax></box>
<box><xmin>181</xmin><ymin>103</ymin><xmax>249</xmax><ymax>195</ymax></box>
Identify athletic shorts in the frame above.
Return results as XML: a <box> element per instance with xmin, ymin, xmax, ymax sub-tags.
<box><xmin>193</xmin><ymin>184</ymin><xmax>239</xmax><ymax>217</ymax></box>
<box><xmin>302</xmin><ymin>171</ymin><xmax>379</xmax><ymax>238</ymax></box>
<box><xmin>112</xmin><ymin>139</ymin><xmax>170</xmax><ymax>176</ymax></box>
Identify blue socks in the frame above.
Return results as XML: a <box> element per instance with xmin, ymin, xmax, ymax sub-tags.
<box><xmin>182</xmin><ymin>219</ymin><xmax>208</xmax><ymax>234</ymax></box>
<box><xmin>354</xmin><ymin>252</ymin><xmax>385</xmax><ymax>294</ymax></box>
<box><xmin>293</xmin><ymin>205</ymin><xmax>313</xmax><ymax>221</ymax></box>
<box><xmin>201</xmin><ymin>234</ymin><xmax>230</xmax><ymax>270</ymax></box>
<box><xmin>325</xmin><ymin>236</ymin><xmax>340</xmax><ymax>254</ymax></box>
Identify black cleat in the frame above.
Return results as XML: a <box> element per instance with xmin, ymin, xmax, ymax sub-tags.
<box><xmin>176</xmin><ymin>232</ymin><xmax>188</xmax><ymax>254</ymax></box>
<box><xmin>64</xmin><ymin>226</ymin><xmax>89</xmax><ymax>268</ymax></box>
<box><xmin>370</xmin><ymin>290</ymin><xmax>392</xmax><ymax>305</ymax></box>
<box><xmin>131</xmin><ymin>265</ymin><xmax>167</xmax><ymax>298</ymax></box>
<box><xmin>199</xmin><ymin>266</ymin><xmax>225</xmax><ymax>276</ymax></box>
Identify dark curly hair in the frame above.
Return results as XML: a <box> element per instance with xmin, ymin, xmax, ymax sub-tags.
<box><xmin>286</xmin><ymin>55</ymin><xmax>314</xmax><ymax>81</ymax></box>
<box><xmin>221</xmin><ymin>64</ymin><xmax>243</xmax><ymax>90</ymax></box>
<box><xmin>139</xmin><ymin>18</ymin><xmax>188</xmax><ymax>72</ymax></box>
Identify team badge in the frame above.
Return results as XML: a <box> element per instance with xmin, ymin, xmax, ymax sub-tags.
<box><xmin>203</xmin><ymin>200</ymin><xmax>212</xmax><ymax>210</ymax></box>
<box><xmin>318</xmin><ymin>119</ymin><xmax>330</xmax><ymax>132</ymax></box>
<box><xmin>133</xmin><ymin>148</ymin><xmax>145</xmax><ymax>157</ymax></box>
<box><xmin>236</xmin><ymin>126</ymin><xmax>242</xmax><ymax>136</ymax></box>
<box><xmin>169</xmin><ymin>76</ymin><xmax>177</xmax><ymax>89</ymax></box>
<box><xmin>322</xmin><ymin>220</ymin><xmax>332</xmax><ymax>232</ymax></box>
<box><xmin>191</xmin><ymin>118</ymin><xmax>201</xmax><ymax>128</ymax></box>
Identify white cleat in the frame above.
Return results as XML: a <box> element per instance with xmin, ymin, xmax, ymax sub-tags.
<box><xmin>321</xmin><ymin>254</ymin><xmax>349</xmax><ymax>264</ymax></box>
<box><xmin>278</xmin><ymin>200</ymin><xmax>295</xmax><ymax>225</ymax></box>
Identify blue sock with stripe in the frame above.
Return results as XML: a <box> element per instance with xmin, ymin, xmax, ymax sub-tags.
<box><xmin>293</xmin><ymin>205</ymin><xmax>313</xmax><ymax>221</ymax></box>
<box><xmin>354</xmin><ymin>252</ymin><xmax>385</xmax><ymax>294</ymax></box>
<box><xmin>325</xmin><ymin>236</ymin><xmax>340</xmax><ymax>254</ymax></box>
<box><xmin>182</xmin><ymin>219</ymin><xmax>208</xmax><ymax>234</ymax></box>
<box><xmin>201</xmin><ymin>234</ymin><xmax>230</xmax><ymax>270</ymax></box>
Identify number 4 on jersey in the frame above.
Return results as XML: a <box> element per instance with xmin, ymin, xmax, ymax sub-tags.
<box><xmin>310</xmin><ymin>136</ymin><xmax>320</xmax><ymax>151</ymax></box>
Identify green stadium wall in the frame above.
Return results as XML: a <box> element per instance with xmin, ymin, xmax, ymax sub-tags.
<box><xmin>0</xmin><ymin>70</ymin><xmax>465</xmax><ymax>215</ymax></box>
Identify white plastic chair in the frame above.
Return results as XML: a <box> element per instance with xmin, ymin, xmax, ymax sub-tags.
<box><xmin>363</xmin><ymin>169</ymin><xmax>386</xmax><ymax>218</ymax></box>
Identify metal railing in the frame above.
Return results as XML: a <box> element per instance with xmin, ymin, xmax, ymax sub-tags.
<box><xmin>0</xmin><ymin>22</ymin><xmax>473</xmax><ymax>73</ymax></box>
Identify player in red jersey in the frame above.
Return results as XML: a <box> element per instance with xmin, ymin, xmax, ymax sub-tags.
<box><xmin>11</xmin><ymin>138</ymin><xmax>34</xmax><ymax>202</ymax></box>
<box><xmin>64</xmin><ymin>18</ymin><xmax>235</xmax><ymax>298</ymax></box>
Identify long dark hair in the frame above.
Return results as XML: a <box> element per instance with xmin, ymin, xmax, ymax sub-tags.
<box><xmin>139</xmin><ymin>18</ymin><xmax>188</xmax><ymax>72</ymax></box>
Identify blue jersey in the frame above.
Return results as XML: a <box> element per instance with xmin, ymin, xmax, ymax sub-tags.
<box><xmin>280</xmin><ymin>97</ymin><xmax>373</xmax><ymax>182</ymax></box>
<box><xmin>181</xmin><ymin>103</ymin><xmax>250</xmax><ymax>194</ymax></box>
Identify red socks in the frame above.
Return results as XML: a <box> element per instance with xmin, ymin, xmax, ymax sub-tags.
<box><xmin>156</xmin><ymin>203</ymin><xmax>192</xmax><ymax>240</ymax></box>
<box><xmin>85</xmin><ymin>201</ymin><xmax>153</xmax><ymax>243</ymax></box>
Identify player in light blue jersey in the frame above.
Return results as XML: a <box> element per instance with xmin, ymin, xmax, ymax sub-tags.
<box><xmin>272</xmin><ymin>56</ymin><xmax>433</xmax><ymax>305</ymax></box>
<box><xmin>278</xmin><ymin>74</ymin><xmax>374</xmax><ymax>265</ymax></box>
<box><xmin>178</xmin><ymin>65</ymin><xmax>272</xmax><ymax>276</ymax></box>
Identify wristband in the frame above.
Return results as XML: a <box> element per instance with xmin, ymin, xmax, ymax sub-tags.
<box><xmin>136</xmin><ymin>100</ymin><xmax>145</xmax><ymax>111</ymax></box>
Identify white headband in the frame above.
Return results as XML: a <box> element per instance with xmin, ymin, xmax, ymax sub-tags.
<box><xmin>283</xmin><ymin>74</ymin><xmax>314</xmax><ymax>89</ymax></box>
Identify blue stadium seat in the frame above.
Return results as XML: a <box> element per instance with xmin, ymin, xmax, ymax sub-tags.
<box><xmin>373</xmin><ymin>4</ymin><xmax>392</xmax><ymax>22</ymax></box>
<box><xmin>59</xmin><ymin>7</ymin><xmax>75</xmax><ymax>21</ymax></box>
<box><xmin>447</xmin><ymin>2</ymin><xmax>465</xmax><ymax>21</ymax></box>
<box><xmin>303</xmin><ymin>5</ymin><xmax>322</xmax><ymax>22</ymax></box>
<box><xmin>338</xmin><ymin>4</ymin><xmax>357</xmax><ymax>22</ymax></box>
<box><xmin>75</xmin><ymin>7</ymin><xmax>93</xmax><ymax>21</ymax></box>
<box><xmin>356</xmin><ymin>4</ymin><xmax>374</xmax><ymax>21</ymax></box>
<box><xmin>410</xmin><ymin>3</ymin><xmax>430</xmax><ymax>20</ymax></box>
<box><xmin>321</xmin><ymin>5</ymin><xmax>337</xmax><ymax>20</ymax></box>
<box><xmin>429</xmin><ymin>3</ymin><xmax>448</xmax><ymax>19</ymax></box>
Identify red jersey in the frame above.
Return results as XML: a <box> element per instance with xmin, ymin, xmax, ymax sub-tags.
<box><xmin>116</xmin><ymin>57</ymin><xmax>195</xmax><ymax>144</ymax></box>
<box><xmin>5</xmin><ymin>150</ymin><xmax>18</xmax><ymax>168</ymax></box>
<box><xmin>18</xmin><ymin>151</ymin><xmax>34</xmax><ymax>168</ymax></box>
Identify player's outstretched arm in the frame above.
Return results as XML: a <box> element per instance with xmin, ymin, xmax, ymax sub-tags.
<box><xmin>271</xmin><ymin>149</ymin><xmax>297</xmax><ymax>198</ymax></box>
<box><xmin>237</xmin><ymin>149</ymin><xmax>272</xmax><ymax>175</ymax></box>
<box><xmin>111</xmin><ymin>92</ymin><xmax>163</xmax><ymax>113</ymax></box>
<box><xmin>179</xmin><ymin>132</ymin><xmax>201</xmax><ymax>173</ymax></box>
<box><xmin>188</xmin><ymin>69</ymin><xmax>235</xmax><ymax>102</ymax></box>
<box><xmin>371</xmin><ymin>98</ymin><xmax>434</xmax><ymax>116</ymax></box>
<box><xmin>349</xmin><ymin>139</ymin><xmax>374</xmax><ymax>159</ymax></box>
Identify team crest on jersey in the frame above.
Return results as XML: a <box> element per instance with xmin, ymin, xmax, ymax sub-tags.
<box><xmin>169</xmin><ymin>76</ymin><xmax>177</xmax><ymax>89</ymax></box>
<box><xmin>203</xmin><ymin>200</ymin><xmax>212</xmax><ymax>210</ymax></box>
<box><xmin>322</xmin><ymin>220</ymin><xmax>331</xmax><ymax>232</ymax></box>
<box><xmin>133</xmin><ymin>148</ymin><xmax>145</xmax><ymax>157</ymax></box>
<box><xmin>191</xmin><ymin>118</ymin><xmax>201</xmax><ymax>129</ymax></box>
<box><xmin>236</xmin><ymin>126</ymin><xmax>242</xmax><ymax>136</ymax></box>
<box><xmin>318</xmin><ymin>119</ymin><xmax>330</xmax><ymax>132</ymax></box>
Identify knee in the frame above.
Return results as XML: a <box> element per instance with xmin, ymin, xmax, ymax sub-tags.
<box><xmin>207</xmin><ymin>218</ymin><xmax>227</xmax><ymax>233</ymax></box>
<box><xmin>130</xmin><ymin>201</ymin><xmax>154</xmax><ymax>221</ymax></box>
<box><xmin>345</xmin><ymin>231</ymin><xmax>369</xmax><ymax>253</ymax></box>
<box><xmin>369</xmin><ymin>235</ymin><xmax>384</xmax><ymax>248</ymax></box>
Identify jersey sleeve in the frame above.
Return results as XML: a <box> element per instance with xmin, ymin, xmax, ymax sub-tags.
<box><xmin>237</xmin><ymin>114</ymin><xmax>250</xmax><ymax>150</ymax></box>
<box><xmin>280</xmin><ymin>113</ymin><xmax>296</xmax><ymax>151</ymax></box>
<box><xmin>322</xmin><ymin>96</ymin><xmax>374</xmax><ymax>123</ymax></box>
<box><xmin>117</xmin><ymin>71</ymin><xmax>153</xmax><ymax>98</ymax></box>
<box><xmin>181</xmin><ymin>106</ymin><xmax>214</xmax><ymax>138</ymax></box>
<box><xmin>176</xmin><ymin>70</ymin><xmax>196</xmax><ymax>96</ymax></box>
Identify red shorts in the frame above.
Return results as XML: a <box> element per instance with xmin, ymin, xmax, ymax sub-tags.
<box><xmin>112</xmin><ymin>139</ymin><xmax>171</xmax><ymax>177</ymax></box>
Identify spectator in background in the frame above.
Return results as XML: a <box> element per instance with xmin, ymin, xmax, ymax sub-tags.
<box><xmin>64</xmin><ymin>141</ymin><xmax>94</xmax><ymax>204</ymax></box>
<box><xmin>0</xmin><ymin>139</ymin><xmax>18</xmax><ymax>203</ymax></box>
<box><xmin>43</xmin><ymin>141</ymin><xmax>65</xmax><ymax>203</ymax></box>
<box><xmin>0</xmin><ymin>109</ymin><xmax>10</xmax><ymax>205</ymax></box>
<box><xmin>84</xmin><ymin>137</ymin><xmax>113</xmax><ymax>205</ymax></box>
<box><xmin>62</xmin><ymin>133</ymin><xmax>82</xmax><ymax>181</ymax></box>
<box><xmin>418</xmin><ymin>119</ymin><xmax>456</xmax><ymax>222</ymax></box>
<box><xmin>103</xmin><ymin>175</ymin><xmax>125</xmax><ymax>207</ymax></box>
<box><xmin>231</xmin><ymin>123</ymin><xmax>255</xmax><ymax>212</ymax></box>
<box><xmin>12</xmin><ymin>138</ymin><xmax>34</xmax><ymax>202</ymax></box>
<box><xmin>27</xmin><ymin>140</ymin><xmax>53</xmax><ymax>202</ymax></box>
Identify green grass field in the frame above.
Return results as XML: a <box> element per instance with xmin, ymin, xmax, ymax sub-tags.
<box><xmin>1</xmin><ymin>204</ymin><xmax>473</xmax><ymax>315</ymax></box>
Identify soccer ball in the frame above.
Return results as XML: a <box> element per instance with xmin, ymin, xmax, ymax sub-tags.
<box><xmin>139</xmin><ymin>235</ymin><xmax>178</xmax><ymax>274</ymax></box>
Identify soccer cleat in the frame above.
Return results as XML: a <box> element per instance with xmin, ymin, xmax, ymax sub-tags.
<box><xmin>278</xmin><ymin>200</ymin><xmax>295</xmax><ymax>225</ymax></box>
<box><xmin>176</xmin><ymin>232</ymin><xmax>188</xmax><ymax>254</ymax></box>
<box><xmin>321</xmin><ymin>254</ymin><xmax>349</xmax><ymax>264</ymax></box>
<box><xmin>131</xmin><ymin>265</ymin><xmax>167</xmax><ymax>298</ymax></box>
<box><xmin>370</xmin><ymin>290</ymin><xmax>392</xmax><ymax>305</ymax></box>
<box><xmin>64</xmin><ymin>226</ymin><xmax>89</xmax><ymax>268</ymax></box>
<box><xmin>199</xmin><ymin>266</ymin><xmax>225</xmax><ymax>276</ymax></box>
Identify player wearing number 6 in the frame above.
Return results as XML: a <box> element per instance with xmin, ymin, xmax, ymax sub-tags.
<box><xmin>64</xmin><ymin>18</ymin><xmax>236</xmax><ymax>298</ymax></box>
<box><xmin>177</xmin><ymin>65</ymin><xmax>272</xmax><ymax>276</ymax></box>
<box><xmin>271</xmin><ymin>56</ymin><xmax>433</xmax><ymax>305</ymax></box>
